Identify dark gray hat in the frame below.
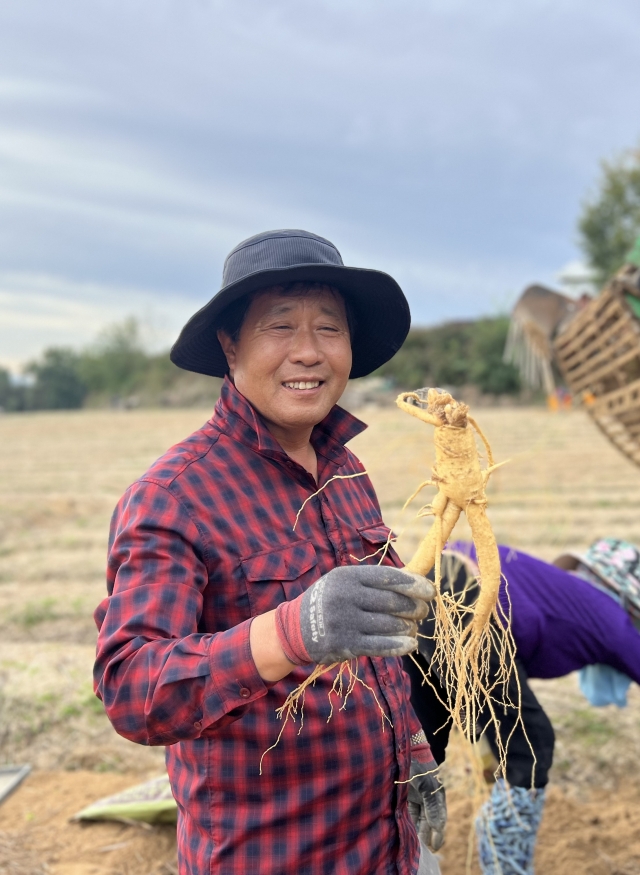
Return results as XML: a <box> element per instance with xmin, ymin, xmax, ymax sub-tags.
<box><xmin>170</xmin><ymin>229</ymin><xmax>411</xmax><ymax>379</ymax></box>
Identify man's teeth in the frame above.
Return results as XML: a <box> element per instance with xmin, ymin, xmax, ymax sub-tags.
<box><xmin>284</xmin><ymin>381</ymin><xmax>321</xmax><ymax>390</ymax></box>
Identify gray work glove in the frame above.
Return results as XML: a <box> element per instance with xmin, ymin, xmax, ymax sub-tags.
<box><xmin>274</xmin><ymin>565</ymin><xmax>435</xmax><ymax>665</ymax></box>
<box><xmin>408</xmin><ymin>759</ymin><xmax>447</xmax><ymax>852</ymax></box>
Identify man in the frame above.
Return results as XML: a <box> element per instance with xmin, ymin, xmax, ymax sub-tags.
<box><xmin>406</xmin><ymin>538</ymin><xmax>640</xmax><ymax>875</ymax></box>
<box><xmin>94</xmin><ymin>230</ymin><xmax>446</xmax><ymax>875</ymax></box>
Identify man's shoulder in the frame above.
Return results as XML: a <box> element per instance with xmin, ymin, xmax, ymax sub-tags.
<box><xmin>136</xmin><ymin>418</ymin><xmax>223</xmax><ymax>490</ymax></box>
<box><xmin>341</xmin><ymin>444</ymin><xmax>366</xmax><ymax>472</ymax></box>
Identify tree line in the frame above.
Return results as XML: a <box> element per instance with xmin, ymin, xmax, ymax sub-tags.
<box><xmin>0</xmin><ymin>319</ymin><xmax>191</xmax><ymax>412</ymax></box>
<box><xmin>0</xmin><ymin>314</ymin><xmax>521</xmax><ymax>413</ymax></box>
<box><xmin>373</xmin><ymin>316</ymin><xmax>519</xmax><ymax>395</ymax></box>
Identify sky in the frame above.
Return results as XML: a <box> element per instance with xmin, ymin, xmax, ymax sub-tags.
<box><xmin>1</xmin><ymin>0</ymin><xmax>640</xmax><ymax>371</ymax></box>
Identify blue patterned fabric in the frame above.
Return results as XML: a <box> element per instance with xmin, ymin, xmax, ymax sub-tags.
<box><xmin>476</xmin><ymin>780</ymin><xmax>545</xmax><ymax>875</ymax></box>
<box><xmin>581</xmin><ymin>539</ymin><xmax>640</xmax><ymax>629</ymax></box>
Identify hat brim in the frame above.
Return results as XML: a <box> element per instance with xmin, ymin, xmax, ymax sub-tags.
<box><xmin>170</xmin><ymin>264</ymin><xmax>411</xmax><ymax>379</ymax></box>
<box><xmin>552</xmin><ymin>551</ymin><xmax>615</xmax><ymax>591</ymax></box>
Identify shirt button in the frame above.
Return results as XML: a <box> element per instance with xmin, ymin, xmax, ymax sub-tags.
<box><xmin>239</xmin><ymin>687</ymin><xmax>251</xmax><ymax>699</ymax></box>
<box><xmin>194</xmin><ymin>720</ymin><xmax>202</xmax><ymax>730</ymax></box>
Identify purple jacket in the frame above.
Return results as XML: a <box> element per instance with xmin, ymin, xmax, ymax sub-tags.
<box><xmin>459</xmin><ymin>544</ymin><xmax>640</xmax><ymax>684</ymax></box>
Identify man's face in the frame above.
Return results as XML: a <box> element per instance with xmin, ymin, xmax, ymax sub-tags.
<box><xmin>218</xmin><ymin>286</ymin><xmax>352</xmax><ymax>440</ymax></box>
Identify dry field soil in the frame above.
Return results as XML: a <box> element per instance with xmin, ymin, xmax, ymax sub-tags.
<box><xmin>1</xmin><ymin>403</ymin><xmax>639</xmax><ymax>874</ymax></box>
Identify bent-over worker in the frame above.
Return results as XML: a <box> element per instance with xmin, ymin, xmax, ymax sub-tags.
<box><xmin>405</xmin><ymin>538</ymin><xmax>640</xmax><ymax>875</ymax></box>
<box><xmin>93</xmin><ymin>230</ymin><xmax>446</xmax><ymax>875</ymax></box>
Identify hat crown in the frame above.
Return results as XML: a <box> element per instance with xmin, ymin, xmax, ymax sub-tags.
<box><xmin>584</xmin><ymin>538</ymin><xmax>640</xmax><ymax>625</ymax></box>
<box><xmin>585</xmin><ymin>538</ymin><xmax>640</xmax><ymax>578</ymax></box>
<box><xmin>222</xmin><ymin>230</ymin><xmax>343</xmax><ymax>289</ymax></box>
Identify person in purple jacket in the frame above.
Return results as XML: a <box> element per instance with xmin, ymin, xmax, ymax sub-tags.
<box><xmin>404</xmin><ymin>538</ymin><xmax>640</xmax><ymax>875</ymax></box>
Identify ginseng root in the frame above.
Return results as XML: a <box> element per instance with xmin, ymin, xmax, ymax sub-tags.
<box><xmin>397</xmin><ymin>389</ymin><xmax>521</xmax><ymax>783</ymax></box>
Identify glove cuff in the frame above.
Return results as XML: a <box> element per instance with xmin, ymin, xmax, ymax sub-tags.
<box><xmin>411</xmin><ymin>730</ymin><xmax>437</xmax><ymax>768</ymax></box>
<box><xmin>275</xmin><ymin>598</ymin><xmax>313</xmax><ymax>666</ymax></box>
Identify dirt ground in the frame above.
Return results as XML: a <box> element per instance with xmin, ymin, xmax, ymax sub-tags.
<box><xmin>1</xmin><ymin>403</ymin><xmax>640</xmax><ymax>873</ymax></box>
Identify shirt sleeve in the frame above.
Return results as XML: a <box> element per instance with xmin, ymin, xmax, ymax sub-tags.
<box><xmin>93</xmin><ymin>479</ymin><xmax>270</xmax><ymax>746</ymax></box>
<box><xmin>599</xmin><ymin>607</ymin><xmax>640</xmax><ymax>685</ymax></box>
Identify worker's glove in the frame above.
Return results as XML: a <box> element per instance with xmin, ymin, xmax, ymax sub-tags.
<box><xmin>274</xmin><ymin>565</ymin><xmax>435</xmax><ymax>665</ymax></box>
<box><xmin>408</xmin><ymin>759</ymin><xmax>447</xmax><ymax>852</ymax></box>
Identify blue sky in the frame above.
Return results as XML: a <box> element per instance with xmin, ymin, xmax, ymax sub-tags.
<box><xmin>1</xmin><ymin>0</ymin><xmax>640</xmax><ymax>370</ymax></box>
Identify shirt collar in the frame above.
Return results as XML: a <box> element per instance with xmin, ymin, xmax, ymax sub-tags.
<box><xmin>212</xmin><ymin>375</ymin><xmax>367</xmax><ymax>466</ymax></box>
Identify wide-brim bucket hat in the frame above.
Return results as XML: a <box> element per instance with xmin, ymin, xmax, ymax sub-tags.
<box><xmin>170</xmin><ymin>229</ymin><xmax>411</xmax><ymax>379</ymax></box>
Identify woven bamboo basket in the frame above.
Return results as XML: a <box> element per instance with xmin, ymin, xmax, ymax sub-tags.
<box><xmin>553</xmin><ymin>275</ymin><xmax>640</xmax><ymax>466</ymax></box>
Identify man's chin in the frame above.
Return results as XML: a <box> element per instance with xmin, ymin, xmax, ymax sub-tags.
<box><xmin>275</xmin><ymin>397</ymin><xmax>338</xmax><ymax>430</ymax></box>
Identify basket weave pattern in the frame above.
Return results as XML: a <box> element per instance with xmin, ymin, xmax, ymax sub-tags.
<box><xmin>554</xmin><ymin>279</ymin><xmax>640</xmax><ymax>466</ymax></box>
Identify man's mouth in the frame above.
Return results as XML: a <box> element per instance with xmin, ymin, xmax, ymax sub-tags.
<box><xmin>282</xmin><ymin>381</ymin><xmax>322</xmax><ymax>390</ymax></box>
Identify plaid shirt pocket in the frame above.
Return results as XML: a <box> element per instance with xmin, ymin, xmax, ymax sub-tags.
<box><xmin>357</xmin><ymin>523</ymin><xmax>401</xmax><ymax>565</ymax></box>
<box><xmin>241</xmin><ymin>540</ymin><xmax>318</xmax><ymax>615</ymax></box>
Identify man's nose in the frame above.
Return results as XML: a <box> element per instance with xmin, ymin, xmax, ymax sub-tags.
<box><xmin>288</xmin><ymin>326</ymin><xmax>324</xmax><ymax>365</ymax></box>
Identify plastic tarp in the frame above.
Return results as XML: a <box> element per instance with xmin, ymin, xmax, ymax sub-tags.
<box><xmin>0</xmin><ymin>765</ymin><xmax>31</xmax><ymax>806</ymax></box>
<box><xmin>73</xmin><ymin>774</ymin><xmax>177</xmax><ymax>824</ymax></box>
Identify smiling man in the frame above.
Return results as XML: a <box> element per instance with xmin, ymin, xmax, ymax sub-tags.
<box><xmin>93</xmin><ymin>230</ymin><xmax>446</xmax><ymax>875</ymax></box>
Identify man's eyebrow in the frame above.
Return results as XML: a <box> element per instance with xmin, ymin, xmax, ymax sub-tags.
<box><xmin>318</xmin><ymin>304</ymin><xmax>344</xmax><ymax>318</ymax></box>
<box><xmin>262</xmin><ymin>303</ymin><xmax>295</xmax><ymax>317</ymax></box>
<box><xmin>261</xmin><ymin>302</ymin><xmax>345</xmax><ymax>319</ymax></box>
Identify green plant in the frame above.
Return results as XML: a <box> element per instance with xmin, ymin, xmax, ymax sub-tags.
<box><xmin>59</xmin><ymin>703</ymin><xmax>82</xmax><ymax>719</ymax></box>
<box><xmin>71</xmin><ymin>597</ymin><xmax>84</xmax><ymax>615</ymax></box>
<box><xmin>559</xmin><ymin>709</ymin><xmax>614</xmax><ymax>747</ymax></box>
<box><xmin>12</xmin><ymin>598</ymin><xmax>58</xmax><ymax>628</ymax></box>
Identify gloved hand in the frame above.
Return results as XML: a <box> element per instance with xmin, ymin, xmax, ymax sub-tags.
<box><xmin>408</xmin><ymin>759</ymin><xmax>447</xmax><ymax>852</ymax></box>
<box><xmin>275</xmin><ymin>565</ymin><xmax>435</xmax><ymax>665</ymax></box>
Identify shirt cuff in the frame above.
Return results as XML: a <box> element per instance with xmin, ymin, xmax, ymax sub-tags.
<box><xmin>203</xmin><ymin>618</ymin><xmax>270</xmax><ymax>724</ymax></box>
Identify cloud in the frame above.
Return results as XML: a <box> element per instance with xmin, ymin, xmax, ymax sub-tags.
<box><xmin>0</xmin><ymin>272</ymin><xmax>195</xmax><ymax>372</ymax></box>
<box><xmin>1</xmin><ymin>0</ymin><xmax>640</xmax><ymax>366</ymax></box>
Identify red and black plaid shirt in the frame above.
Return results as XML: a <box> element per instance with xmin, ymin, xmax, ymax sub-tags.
<box><xmin>94</xmin><ymin>377</ymin><xmax>433</xmax><ymax>875</ymax></box>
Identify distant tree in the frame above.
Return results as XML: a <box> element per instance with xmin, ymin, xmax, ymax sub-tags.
<box><xmin>467</xmin><ymin>317</ymin><xmax>520</xmax><ymax>395</ymax></box>
<box><xmin>376</xmin><ymin>327</ymin><xmax>434</xmax><ymax>388</ymax></box>
<box><xmin>0</xmin><ymin>368</ymin><xmax>30</xmax><ymax>411</ymax></box>
<box><xmin>375</xmin><ymin>317</ymin><xmax>520</xmax><ymax>395</ymax></box>
<box><xmin>78</xmin><ymin>317</ymin><xmax>149</xmax><ymax>396</ymax></box>
<box><xmin>24</xmin><ymin>349</ymin><xmax>87</xmax><ymax>410</ymax></box>
<box><xmin>0</xmin><ymin>368</ymin><xmax>16</xmax><ymax>411</ymax></box>
<box><xmin>579</xmin><ymin>147</ymin><xmax>640</xmax><ymax>286</ymax></box>
<box><xmin>428</xmin><ymin>321</ymin><xmax>477</xmax><ymax>388</ymax></box>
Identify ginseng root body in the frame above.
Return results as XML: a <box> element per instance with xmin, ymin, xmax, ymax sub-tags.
<box><xmin>397</xmin><ymin>389</ymin><xmax>518</xmax><ymax>782</ymax></box>
<box><xmin>397</xmin><ymin>389</ymin><xmax>502</xmax><ymax>651</ymax></box>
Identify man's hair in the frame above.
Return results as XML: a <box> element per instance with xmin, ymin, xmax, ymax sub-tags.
<box><xmin>216</xmin><ymin>282</ymin><xmax>357</xmax><ymax>343</ymax></box>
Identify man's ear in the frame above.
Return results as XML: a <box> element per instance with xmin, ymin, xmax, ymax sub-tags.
<box><xmin>217</xmin><ymin>329</ymin><xmax>236</xmax><ymax>376</ymax></box>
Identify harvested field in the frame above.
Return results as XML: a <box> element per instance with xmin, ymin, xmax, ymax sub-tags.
<box><xmin>1</xmin><ymin>404</ymin><xmax>640</xmax><ymax>873</ymax></box>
